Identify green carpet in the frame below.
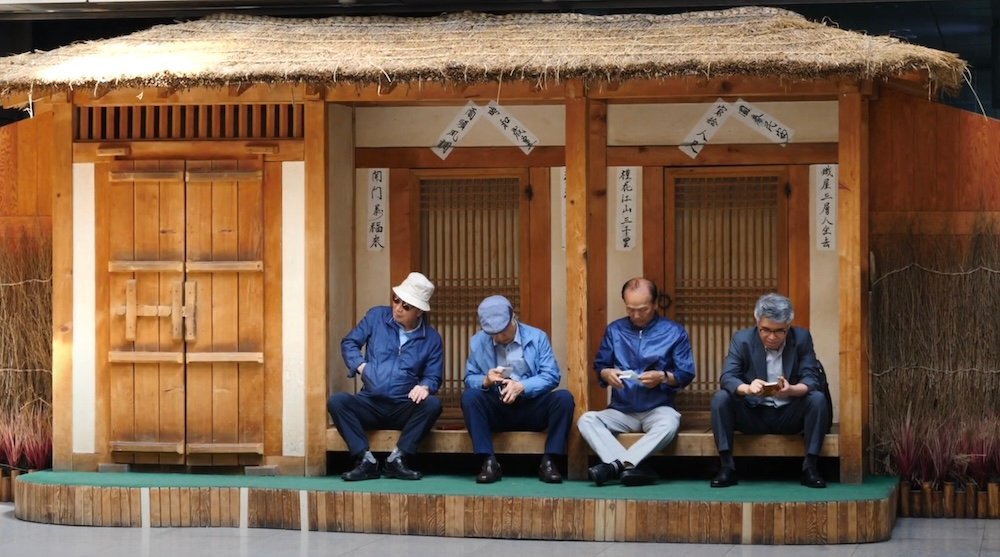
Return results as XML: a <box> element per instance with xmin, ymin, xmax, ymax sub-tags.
<box><xmin>18</xmin><ymin>471</ymin><xmax>896</xmax><ymax>503</ymax></box>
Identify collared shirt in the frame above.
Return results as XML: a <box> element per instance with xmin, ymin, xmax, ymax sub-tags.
<box><xmin>764</xmin><ymin>347</ymin><xmax>789</xmax><ymax>408</ymax></box>
<box><xmin>398</xmin><ymin>318</ymin><xmax>423</xmax><ymax>347</ymax></box>
<box><xmin>492</xmin><ymin>325</ymin><xmax>525</xmax><ymax>379</ymax></box>
<box><xmin>593</xmin><ymin>313</ymin><xmax>696</xmax><ymax>413</ymax></box>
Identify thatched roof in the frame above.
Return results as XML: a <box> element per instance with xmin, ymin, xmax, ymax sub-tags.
<box><xmin>0</xmin><ymin>7</ymin><xmax>968</xmax><ymax>98</ymax></box>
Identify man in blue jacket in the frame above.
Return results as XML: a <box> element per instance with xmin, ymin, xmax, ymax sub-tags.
<box><xmin>462</xmin><ymin>295</ymin><xmax>574</xmax><ymax>484</ymax></box>
<box><xmin>328</xmin><ymin>272</ymin><xmax>444</xmax><ymax>481</ymax></box>
<box><xmin>709</xmin><ymin>293</ymin><xmax>829</xmax><ymax>488</ymax></box>
<box><xmin>578</xmin><ymin>277</ymin><xmax>696</xmax><ymax>486</ymax></box>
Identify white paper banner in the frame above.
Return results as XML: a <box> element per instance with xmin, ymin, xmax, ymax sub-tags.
<box><xmin>678</xmin><ymin>99</ymin><xmax>733</xmax><ymax>159</ymax></box>
<box><xmin>431</xmin><ymin>101</ymin><xmax>483</xmax><ymax>159</ymax></box>
<box><xmin>732</xmin><ymin>99</ymin><xmax>794</xmax><ymax>145</ymax></box>
<box><xmin>812</xmin><ymin>164</ymin><xmax>838</xmax><ymax>251</ymax></box>
<box><xmin>366</xmin><ymin>168</ymin><xmax>388</xmax><ymax>251</ymax></box>
<box><xmin>614</xmin><ymin>167</ymin><xmax>640</xmax><ymax>251</ymax></box>
<box><xmin>484</xmin><ymin>101</ymin><xmax>539</xmax><ymax>154</ymax></box>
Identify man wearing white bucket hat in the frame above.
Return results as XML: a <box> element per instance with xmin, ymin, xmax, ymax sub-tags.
<box><xmin>328</xmin><ymin>272</ymin><xmax>444</xmax><ymax>481</ymax></box>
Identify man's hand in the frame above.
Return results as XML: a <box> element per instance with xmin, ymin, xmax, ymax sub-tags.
<box><xmin>742</xmin><ymin>378</ymin><xmax>767</xmax><ymax>396</ymax></box>
<box><xmin>484</xmin><ymin>367</ymin><xmax>507</xmax><ymax>389</ymax></box>
<box><xmin>408</xmin><ymin>384</ymin><xmax>429</xmax><ymax>404</ymax></box>
<box><xmin>600</xmin><ymin>368</ymin><xmax>626</xmax><ymax>389</ymax></box>
<box><xmin>638</xmin><ymin>370</ymin><xmax>669</xmax><ymax>389</ymax></box>
<box><xmin>499</xmin><ymin>380</ymin><xmax>525</xmax><ymax>404</ymax></box>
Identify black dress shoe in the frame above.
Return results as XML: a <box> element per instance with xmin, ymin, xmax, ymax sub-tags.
<box><xmin>342</xmin><ymin>457</ymin><xmax>380</xmax><ymax>481</ymax></box>
<box><xmin>383</xmin><ymin>456</ymin><xmax>422</xmax><ymax>480</ymax></box>
<box><xmin>588</xmin><ymin>462</ymin><xmax>619</xmax><ymax>486</ymax></box>
<box><xmin>620</xmin><ymin>463</ymin><xmax>658</xmax><ymax>487</ymax></box>
<box><xmin>710</xmin><ymin>467</ymin><xmax>738</xmax><ymax>488</ymax></box>
<box><xmin>476</xmin><ymin>456</ymin><xmax>502</xmax><ymax>484</ymax></box>
<box><xmin>800</xmin><ymin>466</ymin><xmax>827</xmax><ymax>488</ymax></box>
<box><xmin>538</xmin><ymin>456</ymin><xmax>563</xmax><ymax>483</ymax></box>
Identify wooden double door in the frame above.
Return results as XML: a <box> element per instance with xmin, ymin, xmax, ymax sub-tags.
<box><xmin>106</xmin><ymin>159</ymin><xmax>267</xmax><ymax>466</ymax></box>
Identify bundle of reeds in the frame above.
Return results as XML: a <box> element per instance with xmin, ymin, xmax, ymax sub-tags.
<box><xmin>871</xmin><ymin>224</ymin><xmax>1000</xmax><ymax>491</ymax></box>
<box><xmin>0</xmin><ymin>231</ymin><xmax>52</xmax><ymax>471</ymax></box>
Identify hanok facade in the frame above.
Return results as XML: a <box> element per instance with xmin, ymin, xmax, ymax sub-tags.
<box><xmin>0</xmin><ymin>8</ymin><xmax>974</xmax><ymax>483</ymax></box>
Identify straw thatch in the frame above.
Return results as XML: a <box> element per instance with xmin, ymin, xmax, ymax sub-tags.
<box><xmin>0</xmin><ymin>7</ymin><xmax>968</xmax><ymax>99</ymax></box>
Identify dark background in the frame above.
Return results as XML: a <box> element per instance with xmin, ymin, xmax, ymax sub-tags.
<box><xmin>1</xmin><ymin>0</ymin><xmax>996</xmax><ymax>127</ymax></box>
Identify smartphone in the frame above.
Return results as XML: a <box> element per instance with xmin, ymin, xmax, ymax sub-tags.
<box><xmin>760</xmin><ymin>381</ymin><xmax>780</xmax><ymax>395</ymax></box>
<box><xmin>498</xmin><ymin>366</ymin><xmax>513</xmax><ymax>379</ymax></box>
<box><xmin>616</xmin><ymin>369</ymin><xmax>638</xmax><ymax>380</ymax></box>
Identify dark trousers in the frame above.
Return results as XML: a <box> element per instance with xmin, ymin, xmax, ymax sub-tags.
<box><xmin>460</xmin><ymin>387</ymin><xmax>575</xmax><ymax>456</ymax></box>
<box><xmin>710</xmin><ymin>389</ymin><xmax>828</xmax><ymax>457</ymax></box>
<box><xmin>327</xmin><ymin>392</ymin><xmax>442</xmax><ymax>458</ymax></box>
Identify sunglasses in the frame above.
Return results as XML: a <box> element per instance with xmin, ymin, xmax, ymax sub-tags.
<box><xmin>391</xmin><ymin>295</ymin><xmax>414</xmax><ymax>311</ymax></box>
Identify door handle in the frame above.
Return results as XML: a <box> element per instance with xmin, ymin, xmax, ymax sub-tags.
<box><xmin>183</xmin><ymin>281</ymin><xmax>197</xmax><ymax>342</ymax></box>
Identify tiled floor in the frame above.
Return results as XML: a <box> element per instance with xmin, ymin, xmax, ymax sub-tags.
<box><xmin>1</xmin><ymin>502</ymin><xmax>997</xmax><ymax>556</ymax></box>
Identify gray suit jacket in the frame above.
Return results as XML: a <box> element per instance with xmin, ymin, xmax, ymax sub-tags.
<box><xmin>718</xmin><ymin>326</ymin><xmax>821</xmax><ymax>407</ymax></box>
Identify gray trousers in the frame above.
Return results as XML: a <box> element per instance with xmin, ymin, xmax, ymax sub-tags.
<box><xmin>576</xmin><ymin>406</ymin><xmax>681</xmax><ymax>467</ymax></box>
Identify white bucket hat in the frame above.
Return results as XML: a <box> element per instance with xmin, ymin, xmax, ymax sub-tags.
<box><xmin>392</xmin><ymin>272</ymin><xmax>435</xmax><ymax>312</ymax></box>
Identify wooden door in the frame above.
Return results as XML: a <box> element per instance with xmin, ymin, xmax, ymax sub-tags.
<box><xmin>107</xmin><ymin>159</ymin><xmax>265</xmax><ymax>465</ymax></box>
<box><xmin>661</xmin><ymin>167</ymin><xmax>789</xmax><ymax>412</ymax></box>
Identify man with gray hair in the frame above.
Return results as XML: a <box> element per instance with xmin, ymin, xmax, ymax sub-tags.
<box><xmin>709</xmin><ymin>293</ymin><xmax>830</xmax><ymax>488</ymax></box>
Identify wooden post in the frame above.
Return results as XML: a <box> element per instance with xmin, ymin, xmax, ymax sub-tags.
<box><xmin>51</xmin><ymin>98</ymin><xmax>76</xmax><ymax>470</ymax></box>
<box><xmin>304</xmin><ymin>100</ymin><xmax>329</xmax><ymax>476</ymax></box>
<box><xmin>564</xmin><ymin>82</ymin><xmax>607</xmax><ymax>480</ymax></box>
<box><xmin>837</xmin><ymin>88</ymin><xmax>870</xmax><ymax>483</ymax></box>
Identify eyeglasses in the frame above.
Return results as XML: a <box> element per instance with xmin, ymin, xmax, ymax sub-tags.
<box><xmin>758</xmin><ymin>326</ymin><xmax>789</xmax><ymax>337</ymax></box>
<box><xmin>391</xmin><ymin>295</ymin><xmax>413</xmax><ymax>311</ymax></box>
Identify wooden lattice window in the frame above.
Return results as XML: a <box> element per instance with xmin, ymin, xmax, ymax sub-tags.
<box><xmin>669</xmin><ymin>172</ymin><xmax>786</xmax><ymax>412</ymax></box>
<box><xmin>420</xmin><ymin>176</ymin><xmax>521</xmax><ymax>424</ymax></box>
<box><xmin>74</xmin><ymin>104</ymin><xmax>304</xmax><ymax>141</ymax></box>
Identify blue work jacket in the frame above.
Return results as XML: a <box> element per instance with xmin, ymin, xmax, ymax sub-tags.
<box><xmin>341</xmin><ymin>306</ymin><xmax>443</xmax><ymax>401</ymax></box>
<box><xmin>465</xmin><ymin>321</ymin><xmax>561</xmax><ymax>399</ymax></box>
<box><xmin>594</xmin><ymin>314</ymin><xmax>696</xmax><ymax>413</ymax></box>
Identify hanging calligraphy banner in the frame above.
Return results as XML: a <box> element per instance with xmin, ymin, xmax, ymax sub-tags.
<box><xmin>731</xmin><ymin>99</ymin><xmax>795</xmax><ymax>145</ymax></box>
<box><xmin>484</xmin><ymin>101</ymin><xmax>539</xmax><ymax>154</ymax></box>
<box><xmin>614</xmin><ymin>167</ymin><xmax>640</xmax><ymax>251</ymax></box>
<box><xmin>366</xmin><ymin>168</ymin><xmax>388</xmax><ymax>251</ymax></box>
<box><xmin>811</xmin><ymin>164</ymin><xmax>838</xmax><ymax>251</ymax></box>
<box><xmin>678</xmin><ymin>99</ymin><xmax>733</xmax><ymax>159</ymax></box>
<box><xmin>431</xmin><ymin>101</ymin><xmax>483</xmax><ymax>160</ymax></box>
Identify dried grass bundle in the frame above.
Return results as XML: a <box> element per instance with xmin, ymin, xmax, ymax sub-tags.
<box><xmin>0</xmin><ymin>231</ymin><xmax>52</xmax><ymax>470</ymax></box>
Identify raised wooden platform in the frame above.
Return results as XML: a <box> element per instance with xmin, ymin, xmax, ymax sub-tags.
<box><xmin>13</xmin><ymin>470</ymin><xmax>894</xmax><ymax>544</ymax></box>
<box><xmin>325</xmin><ymin>425</ymin><xmax>841</xmax><ymax>457</ymax></box>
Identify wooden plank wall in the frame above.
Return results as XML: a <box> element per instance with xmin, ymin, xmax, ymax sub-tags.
<box><xmin>870</xmin><ymin>86</ymin><xmax>1000</xmax><ymax>235</ymax></box>
<box><xmin>0</xmin><ymin>115</ymin><xmax>52</xmax><ymax>237</ymax></box>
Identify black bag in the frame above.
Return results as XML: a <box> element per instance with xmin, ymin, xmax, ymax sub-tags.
<box><xmin>815</xmin><ymin>360</ymin><xmax>834</xmax><ymax>434</ymax></box>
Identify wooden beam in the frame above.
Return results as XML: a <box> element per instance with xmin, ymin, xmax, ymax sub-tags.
<box><xmin>51</xmin><ymin>100</ymin><xmax>74</xmax><ymax>471</ymax></box>
<box><xmin>74</xmin><ymin>140</ymin><xmax>304</xmax><ymax>162</ymax></box>
<box><xmin>608</xmin><ymin>143</ymin><xmax>837</xmax><ymax>167</ymax></box>
<box><xmin>837</xmin><ymin>90</ymin><xmax>870</xmax><ymax>484</ymax></box>
<box><xmin>871</xmin><ymin>211</ymin><xmax>1000</xmax><ymax>235</ymax></box>
<box><xmin>355</xmin><ymin>146</ymin><xmax>564</xmax><ymax>169</ymax></box>
<box><xmin>304</xmin><ymin>100</ymin><xmax>329</xmax><ymax>476</ymax></box>
<box><xmin>590</xmin><ymin>75</ymin><xmax>854</xmax><ymax>101</ymax></box>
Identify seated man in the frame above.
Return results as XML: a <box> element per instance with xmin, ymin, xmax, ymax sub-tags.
<box><xmin>461</xmin><ymin>295</ymin><xmax>574</xmax><ymax>484</ymax></box>
<box><xmin>327</xmin><ymin>272</ymin><xmax>444</xmax><ymax>481</ymax></box>
<box><xmin>710</xmin><ymin>293</ymin><xmax>830</xmax><ymax>488</ymax></box>
<box><xmin>577</xmin><ymin>277</ymin><xmax>696</xmax><ymax>486</ymax></box>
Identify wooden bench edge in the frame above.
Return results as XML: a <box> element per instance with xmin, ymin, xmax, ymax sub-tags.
<box><xmin>325</xmin><ymin>428</ymin><xmax>840</xmax><ymax>458</ymax></box>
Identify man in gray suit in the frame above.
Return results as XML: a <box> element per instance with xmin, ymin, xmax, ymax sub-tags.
<box><xmin>709</xmin><ymin>293</ymin><xmax>829</xmax><ymax>488</ymax></box>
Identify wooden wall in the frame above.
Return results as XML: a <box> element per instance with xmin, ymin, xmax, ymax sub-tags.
<box><xmin>870</xmin><ymin>86</ymin><xmax>1000</xmax><ymax>236</ymax></box>
<box><xmin>0</xmin><ymin>114</ymin><xmax>51</xmax><ymax>238</ymax></box>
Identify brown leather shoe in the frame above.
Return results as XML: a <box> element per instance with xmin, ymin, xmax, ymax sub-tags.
<box><xmin>538</xmin><ymin>456</ymin><xmax>563</xmax><ymax>483</ymax></box>
<box><xmin>476</xmin><ymin>455</ymin><xmax>502</xmax><ymax>484</ymax></box>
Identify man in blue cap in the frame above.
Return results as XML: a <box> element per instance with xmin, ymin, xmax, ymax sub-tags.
<box><xmin>461</xmin><ymin>295</ymin><xmax>574</xmax><ymax>483</ymax></box>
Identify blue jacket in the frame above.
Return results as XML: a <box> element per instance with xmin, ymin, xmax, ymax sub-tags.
<box><xmin>341</xmin><ymin>306</ymin><xmax>443</xmax><ymax>401</ymax></box>
<box><xmin>719</xmin><ymin>326</ymin><xmax>820</xmax><ymax>407</ymax></box>
<box><xmin>465</xmin><ymin>321</ymin><xmax>561</xmax><ymax>399</ymax></box>
<box><xmin>594</xmin><ymin>314</ymin><xmax>696</xmax><ymax>413</ymax></box>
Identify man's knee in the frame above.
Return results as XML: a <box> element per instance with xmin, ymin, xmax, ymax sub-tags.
<box><xmin>550</xmin><ymin>389</ymin><xmax>575</xmax><ymax>414</ymax></box>
<box><xmin>461</xmin><ymin>386</ymin><xmax>487</xmax><ymax>410</ymax></box>
<box><xmin>577</xmin><ymin>410</ymin><xmax>600</xmax><ymax>430</ymax></box>
<box><xmin>418</xmin><ymin>395</ymin><xmax>443</xmax><ymax>417</ymax></box>
<box><xmin>804</xmin><ymin>390</ymin><xmax>828</xmax><ymax>416</ymax></box>
<box><xmin>327</xmin><ymin>391</ymin><xmax>353</xmax><ymax>413</ymax></box>
<box><xmin>711</xmin><ymin>389</ymin><xmax>734</xmax><ymax>412</ymax></box>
